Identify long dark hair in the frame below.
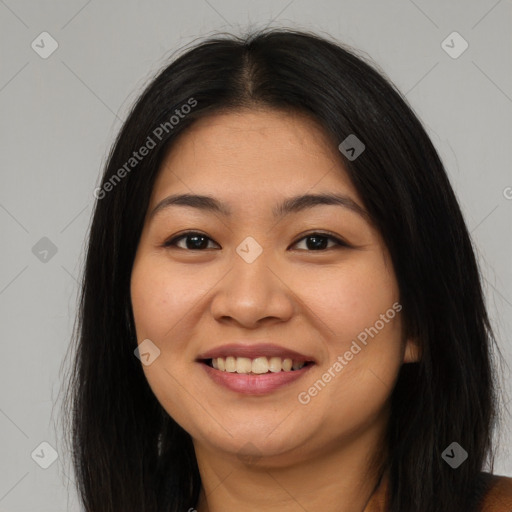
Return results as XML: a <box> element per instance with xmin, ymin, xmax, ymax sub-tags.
<box><xmin>59</xmin><ymin>27</ymin><xmax>501</xmax><ymax>512</ymax></box>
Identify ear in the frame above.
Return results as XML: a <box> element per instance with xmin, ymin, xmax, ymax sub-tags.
<box><xmin>403</xmin><ymin>337</ymin><xmax>421</xmax><ymax>363</ymax></box>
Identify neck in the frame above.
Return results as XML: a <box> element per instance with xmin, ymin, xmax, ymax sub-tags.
<box><xmin>193</xmin><ymin>422</ymin><xmax>387</xmax><ymax>512</ymax></box>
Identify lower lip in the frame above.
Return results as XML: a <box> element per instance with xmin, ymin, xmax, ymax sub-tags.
<box><xmin>200</xmin><ymin>362</ymin><xmax>314</xmax><ymax>395</ymax></box>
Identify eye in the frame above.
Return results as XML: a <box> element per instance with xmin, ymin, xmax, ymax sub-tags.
<box><xmin>291</xmin><ymin>232</ymin><xmax>349</xmax><ymax>251</ymax></box>
<box><xmin>163</xmin><ymin>231</ymin><xmax>219</xmax><ymax>251</ymax></box>
<box><xmin>163</xmin><ymin>230</ymin><xmax>350</xmax><ymax>252</ymax></box>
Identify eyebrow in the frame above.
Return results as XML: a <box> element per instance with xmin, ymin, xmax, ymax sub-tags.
<box><xmin>149</xmin><ymin>192</ymin><xmax>369</xmax><ymax>222</ymax></box>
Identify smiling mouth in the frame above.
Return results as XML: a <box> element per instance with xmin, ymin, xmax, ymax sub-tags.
<box><xmin>202</xmin><ymin>356</ymin><xmax>315</xmax><ymax>374</ymax></box>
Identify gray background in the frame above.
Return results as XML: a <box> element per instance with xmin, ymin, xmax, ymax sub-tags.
<box><xmin>1</xmin><ymin>0</ymin><xmax>511</xmax><ymax>510</ymax></box>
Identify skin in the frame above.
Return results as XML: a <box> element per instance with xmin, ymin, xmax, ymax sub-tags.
<box><xmin>130</xmin><ymin>108</ymin><xmax>419</xmax><ymax>512</ymax></box>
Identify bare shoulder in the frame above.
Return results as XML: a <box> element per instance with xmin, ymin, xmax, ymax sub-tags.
<box><xmin>480</xmin><ymin>474</ymin><xmax>512</xmax><ymax>512</ymax></box>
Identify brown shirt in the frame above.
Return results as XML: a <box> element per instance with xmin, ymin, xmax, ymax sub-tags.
<box><xmin>364</xmin><ymin>472</ymin><xmax>512</xmax><ymax>511</ymax></box>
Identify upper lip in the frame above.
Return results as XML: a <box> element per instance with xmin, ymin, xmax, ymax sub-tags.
<box><xmin>196</xmin><ymin>343</ymin><xmax>316</xmax><ymax>363</ymax></box>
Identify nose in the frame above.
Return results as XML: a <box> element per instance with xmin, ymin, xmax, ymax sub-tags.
<box><xmin>209</xmin><ymin>248</ymin><xmax>295</xmax><ymax>329</ymax></box>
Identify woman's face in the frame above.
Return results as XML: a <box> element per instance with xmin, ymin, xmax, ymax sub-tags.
<box><xmin>130</xmin><ymin>108</ymin><xmax>417</xmax><ymax>465</ymax></box>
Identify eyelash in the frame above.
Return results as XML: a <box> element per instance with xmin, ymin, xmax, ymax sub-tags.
<box><xmin>162</xmin><ymin>230</ymin><xmax>350</xmax><ymax>251</ymax></box>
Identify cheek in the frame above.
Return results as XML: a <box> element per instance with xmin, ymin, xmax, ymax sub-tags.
<box><xmin>130</xmin><ymin>256</ymin><xmax>209</xmax><ymax>430</ymax></box>
<box><xmin>130</xmin><ymin>256</ymin><xmax>204</xmax><ymax>342</ymax></box>
<box><xmin>295</xmin><ymin>253</ymin><xmax>400</xmax><ymax>347</ymax></box>
<box><xmin>295</xmin><ymin>255</ymin><xmax>403</xmax><ymax>427</ymax></box>
<box><xmin>131</xmin><ymin>256</ymin><xmax>204</xmax><ymax>358</ymax></box>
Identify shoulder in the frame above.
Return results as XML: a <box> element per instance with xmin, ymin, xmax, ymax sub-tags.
<box><xmin>365</xmin><ymin>471</ymin><xmax>512</xmax><ymax>512</ymax></box>
<box><xmin>478</xmin><ymin>473</ymin><xmax>512</xmax><ymax>512</ymax></box>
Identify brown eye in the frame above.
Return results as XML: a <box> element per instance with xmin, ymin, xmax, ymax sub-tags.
<box><xmin>164</xmin><ymin>232</ymin><xmax>219</xmax><ymax>250</ymax></box>
<box><xmin>292</xmin><ymin>232</ymin><xmax>349</xmax><ymax>251</ymax></box>
<box><xmin>163</xmin><ymin>231</ymin><xmax>349</xmax><ymax>252</ymax></box>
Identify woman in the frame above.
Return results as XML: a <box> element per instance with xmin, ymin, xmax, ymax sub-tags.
<box><xmin>61</xmin><ymin>28</ymin><xmax>512</xmax><ymax>511</ymax></box>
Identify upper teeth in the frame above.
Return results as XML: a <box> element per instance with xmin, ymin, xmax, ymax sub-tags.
<box><xmin>211</xmin><ymin>356</ymin><xmax>306</xmax><ymax>374</ymax></box>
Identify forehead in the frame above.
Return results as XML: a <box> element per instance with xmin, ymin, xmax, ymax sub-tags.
<box><xmin>151</xmin><ymin>108</ymin><xmax>360</xmax><ymax>206</ymax></box>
